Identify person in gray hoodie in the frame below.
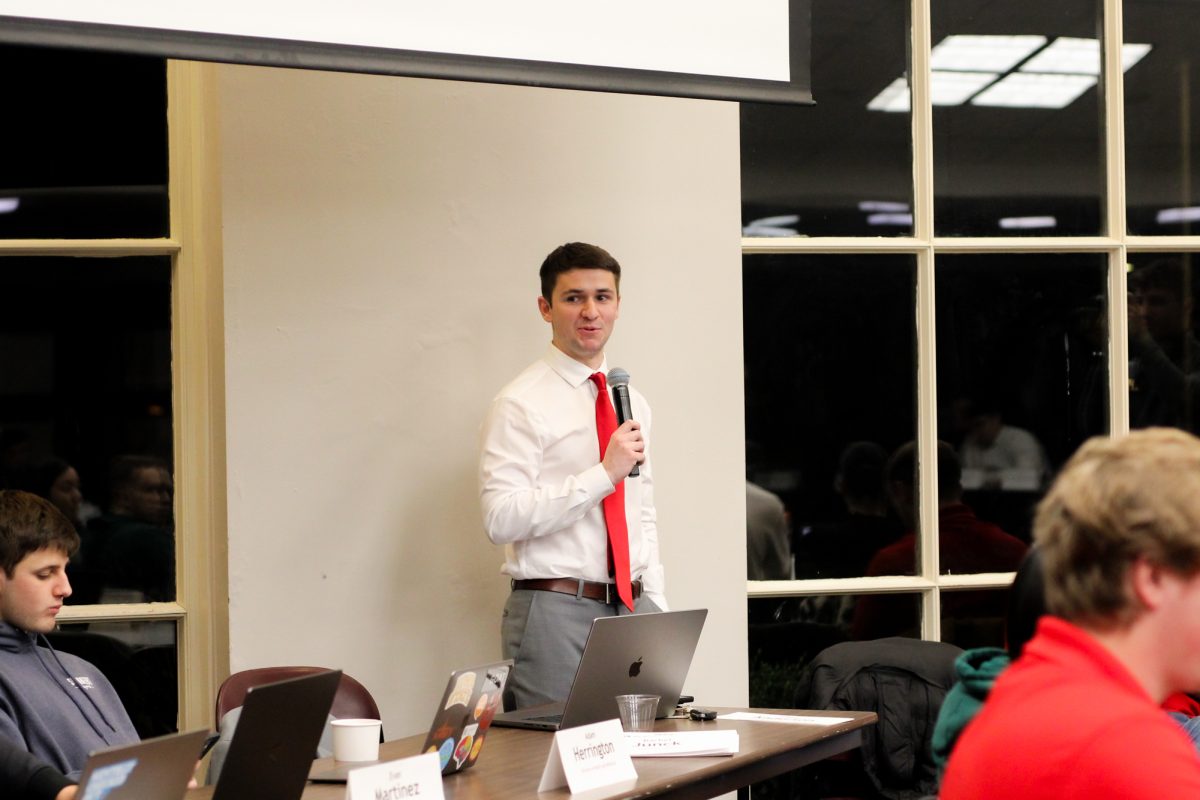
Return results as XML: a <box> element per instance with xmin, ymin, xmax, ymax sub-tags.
<box><xmin>0</xmin><ymin>490</ymin><xmax>139</xmax><ymax>779</ymax></box>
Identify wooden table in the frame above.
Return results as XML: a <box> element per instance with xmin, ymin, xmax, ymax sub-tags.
<box><xmin>189</xmin><ymin>707</ymin><xmax>876</xmax><ymax>800</ymax></box>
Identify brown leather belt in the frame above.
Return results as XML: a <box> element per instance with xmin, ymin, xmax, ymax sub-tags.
<box><xmin>512</xmin><ymin>577</ymin><xmax>643</xmax><ymax>604</ymax></box>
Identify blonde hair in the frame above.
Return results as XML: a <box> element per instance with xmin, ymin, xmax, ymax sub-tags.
<box><xmin>1034</xmin><ymin>428</ymin><xmax>1200</xmax><ymax>628</ymax></box>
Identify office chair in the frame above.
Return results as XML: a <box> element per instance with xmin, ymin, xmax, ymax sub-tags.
<box><xmin>798</xmin><ymin>637</ymin><xmax>962</xmax><ymax>799</ymax></box>
<box><xmin>215</xmin><ymin>666</ymin><xmax>382</xmax><ymax>735</ymax></box>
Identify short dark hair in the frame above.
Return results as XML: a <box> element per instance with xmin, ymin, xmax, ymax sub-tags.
<box><xmin>836</xmin><ymin>441</ymin><xmax>888</xmax><ymax>505</ymax></box>
<box><xmin>17</xmin><ymin>456</ymin><xmax>72</xmax><ymax>499</ymax></box>
<box><xmin>539</xmin><ymin>242</ymin><xmax>621</xmax><ymax>302</ymax></box>
<box><xmin>886</xmin><ymin>440</ymin><xmax>963</xmax><ymax>495</ymax></box>
<box><xmin>109</xmin><ymin>454</ymin><xmax>170</xmax><ymax>497</ymax></box>
<box><xmin>1130</xmin><ymin>257</ymin><xmax>1188</xmax><ymax>299</ymax></box>
<box><xmin>0</xmin><ymin>490</ymin><xmax>80</xmax><ymax>577</ymax></box>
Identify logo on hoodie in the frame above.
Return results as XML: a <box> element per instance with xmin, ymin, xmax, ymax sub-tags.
<box><xmin>66</xmin><ymin>676</ymin><xmax>96</xmax><ymax>690</ymax></box>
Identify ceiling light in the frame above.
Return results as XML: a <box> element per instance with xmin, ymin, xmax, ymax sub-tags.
<box><xmin>1156</xmin><ymin>207</ymin><xmax>1200</xmax><ymax>225</ymax></box>
<box><xmin>999</xmin><ymin>215</ymin><xmax>1057</xmax><ymax>229</ymax></box>
<box><xmin>1020</xmin><ymin>38</ymin><xmax>1153</xmax><ymax>76</ymax></box>
<box><xmin>931</xmin><ymin>71</ymin><xmax>999</xmax><ymax>105</ymax></box>
<box><xmin>930</xmin><ymin>35</ymin><xmax>1047</xmax><ymax>73</ymax></box>
<box><xmin>743</xmin><ymin>214</ymin><xmax>801</xmax><ymax>237</ymax></box>
<box><xmin>971</xmin><ymin>73</ymin><xmax>1097</xmax><ymax>109</ymax></box>
<box><xmin>858</xmin><ymin>201</ymin><xmax>910</xmax><ymax>212</ymax></box>
<box><xmin>0</xmin><ymin>198</ymin><xmax>18</xmax><ymax>214</ymax></box>
<box><xmin>867</xmin><ymin>78</ymin><xmax>911</xmax><ymax>113</ymax></box>
<box><xmin>867</xmin><ymin>213</ymin><xmax>913</xmax><ymax>226</ymax></box>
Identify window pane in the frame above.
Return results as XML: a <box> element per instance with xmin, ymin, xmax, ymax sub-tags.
<box><xmin>0</xmin><ymin>44</ymin><xmax>168</xmax><ymax>239</ymax></box>
<box><xmin>931</xmin><ymin>1</ymin><xmax>1104</xmax><ymax>236</ymax></box>
<box><xmin>744</xmin><ymin>255</ymin><xmax>917</xmax><ymax>582</ymax></box>
<box><xmin>1128</xmin><ymin>254</ymin><xmax>1200</xmax><ymax>432</ymax></box>
<box><xmin>935</xmin><ymin>253</ymin><xmax>1107</xmax><ymax>571</ymax></box>
<box><xmin>1125</xmin><ymin>3</ymin><xmax>1200</xmax><ymax>234</ymax></box>
<box><xmin>0</xmin><ymin>256</ymin><xmax>174</xmax><ymax>604</ymax></box>
<box><xmin>50</xmin><ymin>621</ymin><xmax>178</xmax><ymax>737</ymax></box>
<box><xmin>748</xmin><ymin>595</ymin><xmax>920</xmax><ymax>708</ymax></box>
<box><xmin>940</xmin><ymin>588</ymin><xmax>1011</xmax><ymax>650</ymax></box>
<box><xmin>741</xmin><ymin>0</ymin><xmax>912</xmax><ymax>237</ymax></box>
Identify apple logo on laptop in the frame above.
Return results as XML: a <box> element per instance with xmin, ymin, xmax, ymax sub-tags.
<box><xmin>628</xmin><ymin>657</ymin><xmax>643</xmax><ymax>678</ymax></box>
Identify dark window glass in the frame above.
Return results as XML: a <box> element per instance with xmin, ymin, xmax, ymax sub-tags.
<box><xmin>51</xmin><ymin>621</ymin><xmax>178</xmax><ymax>736</ymax></box>
<box><xmin>741</xmin><ymin>0</ymin><xmax>912</xmax><ymax>237</ymax></box>
<box><xmin>1127</xmin><ymin>254</ymin><xmax>1200</xmax><ymax>433</ymax></box>
<box><xmin>931</xmin><ymin>1</ymin><xmax>1104</xmax><ymax>236</ymax></box>
<box><xmin>0</xmin><ymin>256</ymin><xmax>174</xmax><ymax>605</ymax></box>
<box><xmin>936</xmin><ymin>253</ymin><xmax>1108</xmax><ymax>557</ymax></box>
<box><xmin>940</xmin><ymin>589</ymin><xmax>1011</xmax><ymax>650</ymax></box>
<box><xmin>1125</xmin><ymin>4</ymin><xmax>1200</xmax><ymax>234</ymax></box>
<box><xmin>0</xmin><ymin>44</ymin><xmax>168</xmax><ymax>239</ymax></box>
<box><xmin>748</xmin><ymin>594</ymin><xmax>920</xmax><ymax>706</ymax></box>
<box><xmin>744</xmin><ymin>254</ymin><xmax>917</xmax><ymax>582</ymax></box>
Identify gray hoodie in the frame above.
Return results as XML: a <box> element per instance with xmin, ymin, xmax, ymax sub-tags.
<box><xmin>0</xmin><ymin>622</ymin><xmax>139</xmax><ymax>779</ymax></box>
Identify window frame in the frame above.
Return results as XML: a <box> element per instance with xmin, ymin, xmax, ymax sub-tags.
<box><xmin>743</xmin><ymin>0</ymin><xmax>1198</xmax><ymax>641</ymax></box>
<box><xmin>2</xmin><ymin>60</ymin><xmax>229</xmax><ymax>731</ymax></box>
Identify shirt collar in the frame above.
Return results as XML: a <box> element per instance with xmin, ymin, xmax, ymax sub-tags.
<box><xmin>542</xmin><ymin>343</ymin><xmax>607</xmax><ymax>389</ymax></box>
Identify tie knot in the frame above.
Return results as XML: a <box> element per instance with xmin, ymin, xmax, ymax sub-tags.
<box><xmin>589</xmin><ymin>372</ymin><xmax>607</xmax><ymax>391</ymax></box>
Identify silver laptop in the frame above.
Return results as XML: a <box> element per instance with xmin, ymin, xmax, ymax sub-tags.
<box><xmin>492</xmin><ymin>608</ymin><xmax>707</xmax><ymax>731</ymax></box>
<box><xmin>76</xmin><ymin>728</ymin><xmax>209</xmax><ymax>800</ymax></box>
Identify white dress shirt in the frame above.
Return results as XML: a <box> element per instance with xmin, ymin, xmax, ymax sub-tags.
<box><xmin>479</xmin><ymin>344</ymin><xmax>666</xmax><ymax>608</ymax></box>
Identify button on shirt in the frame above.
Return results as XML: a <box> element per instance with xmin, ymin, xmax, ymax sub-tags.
<box><xmin>479</xmin><ymin>344</ymin><xmax>666</xmax><ymax>609</ymax></box>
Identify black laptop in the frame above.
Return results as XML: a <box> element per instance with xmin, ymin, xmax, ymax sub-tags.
<box><xmin>212</xmin><ymin>669</ymin><xmax>341</xmax><ymax>800</ymax></box>
<box><xmin>492</xmin><ymin>608</ymin><xmax>707</xmax><ymax>731</ymax></box>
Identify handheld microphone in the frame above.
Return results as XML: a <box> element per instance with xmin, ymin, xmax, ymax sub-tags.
<box><xmin>606</xmin><ymin>367</ymin><xmax>639</xmax><ymax>477</ymax></box>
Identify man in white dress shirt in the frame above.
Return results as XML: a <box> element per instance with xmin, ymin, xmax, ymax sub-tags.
<box><xmin>479</xmin><ymin>242</ymin><xmax>667</xmax><ymax>709</ymax></box>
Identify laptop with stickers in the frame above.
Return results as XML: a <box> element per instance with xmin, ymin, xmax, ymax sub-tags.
<box><xmin>75</xmin><ymin>728</ymin><xmax>209</xmax><ymax>800</ymax></box>
<box><xmin>308</xmin><ymin>659</ymin><xmax>512</xmax><ymax>783</ymax></box>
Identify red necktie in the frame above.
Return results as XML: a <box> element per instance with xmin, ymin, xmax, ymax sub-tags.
<box><xmin>589</xmin><ymin>372</ymin><xmax>635</xmax><ymax>611</ymax></box>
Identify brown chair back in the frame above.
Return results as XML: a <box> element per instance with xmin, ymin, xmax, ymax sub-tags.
<box><xmin>215</xmin><ymin>666</ymin><xmax>382</xmax><ymax>732</ymax></box>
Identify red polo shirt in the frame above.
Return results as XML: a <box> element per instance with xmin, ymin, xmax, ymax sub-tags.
<box><xmin>941</xmin><ymin>616</ymin><xmax>1200</xmax><ymax>799</ymax></box>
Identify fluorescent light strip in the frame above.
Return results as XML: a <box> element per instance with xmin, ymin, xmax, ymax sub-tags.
<box><xmin>858</xmin><ymin>201</ymin><xmax>910</xmax><ymax>212</ymax></box>
<box><xmin>931</xmin><ymin>71</ymin><xmax>999</xmax><ymax>105</ymax></box>
<box><xmin>0</xmin><ymin>198</ymin><xmax>19</xmax><ymax>214</ymax></box>
<box><xmin>930</xmin><ymin>35</ymin><xmax>1047</xmax><ymax>73</ymax></box>
<box><xmin>971</xmin><ymin>73</ymin><xmax>1097</xmax><ymax>109</ymax></box>
<box><xmin>867</xmin><ymin>213</ymin><xmax>913</xmax><ymax>226</ymax></box>
<box><xmin>999</xmin><ymin>215</ymin><xmax>1057</xmax><ymax>229</ymax></box>
<box><xmin>1020</xmin><ymin>37</ymin><xmax>1153</xmax><ymax>76</ymax></box>
<box><xmin>1157</xmin><ymin>207</ymin><xmax>1200</xmax><ymax>225</ymax></box>
<box><xmin>868</xmin><ymin>36</ymin><xmax>1153</xmax><ymax>112</ymax></box>
<box><xmin>867</xmin><ymin>78</ymin><xmax>910</xmax><ymax>112</ymax></box>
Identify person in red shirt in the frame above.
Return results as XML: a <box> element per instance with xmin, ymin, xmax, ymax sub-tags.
<box><xmin>940</xmin><ymin>428</ymin><xmax>1200</xmax><ymax>799</ymax></box>
<box><xmin>851</xmin><ymin>440</ymin><xmax>1027</xmax><ymax>641</ymax></box>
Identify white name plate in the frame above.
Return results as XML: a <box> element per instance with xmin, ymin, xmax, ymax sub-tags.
<box><xmin>721</xmin><ymin>712</ymin><xmax>853</xmax><ymax>726</ymax></box>
<box><xmin>538</xmin><ymin>718</ymin><xmax>638</xmax><ymax>794</ymax></box>
<box><xmin>625</xmin><ymin>730</ymin><xmax>739</xmax><ymax>757</ymax></box>
<box><xmin>345</xmin><ymin>752</ymin><xmax>444</xmax><ymax>800</ymax></box>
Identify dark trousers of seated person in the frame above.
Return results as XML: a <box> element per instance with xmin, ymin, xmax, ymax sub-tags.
<box><xmin>501</xmin><ymin>588</ymin><xmax>660</xmax><ymax>710</ymax></box>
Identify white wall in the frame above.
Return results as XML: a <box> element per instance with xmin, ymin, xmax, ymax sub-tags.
<box><xmin>219</xmin><ymin>65</ymin><xmax>747</xmax><ymax>736</ymax></box>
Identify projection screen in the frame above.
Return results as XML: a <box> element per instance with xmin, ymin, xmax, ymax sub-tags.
<box><xmin>0</xmin><ymin>0</ymin><xmax>812</xmax><ymax>104</ymax></box>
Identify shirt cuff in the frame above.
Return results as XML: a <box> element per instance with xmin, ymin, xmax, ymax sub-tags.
<box><xmin>580</xmin><ymin>462</ymin><xmax>616</xmax><ymax>499</ymax></box>
<box><xmin>27</xmin><ymin>766</ymin><xmax>73</xmax><ymax>800</ymax></box>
